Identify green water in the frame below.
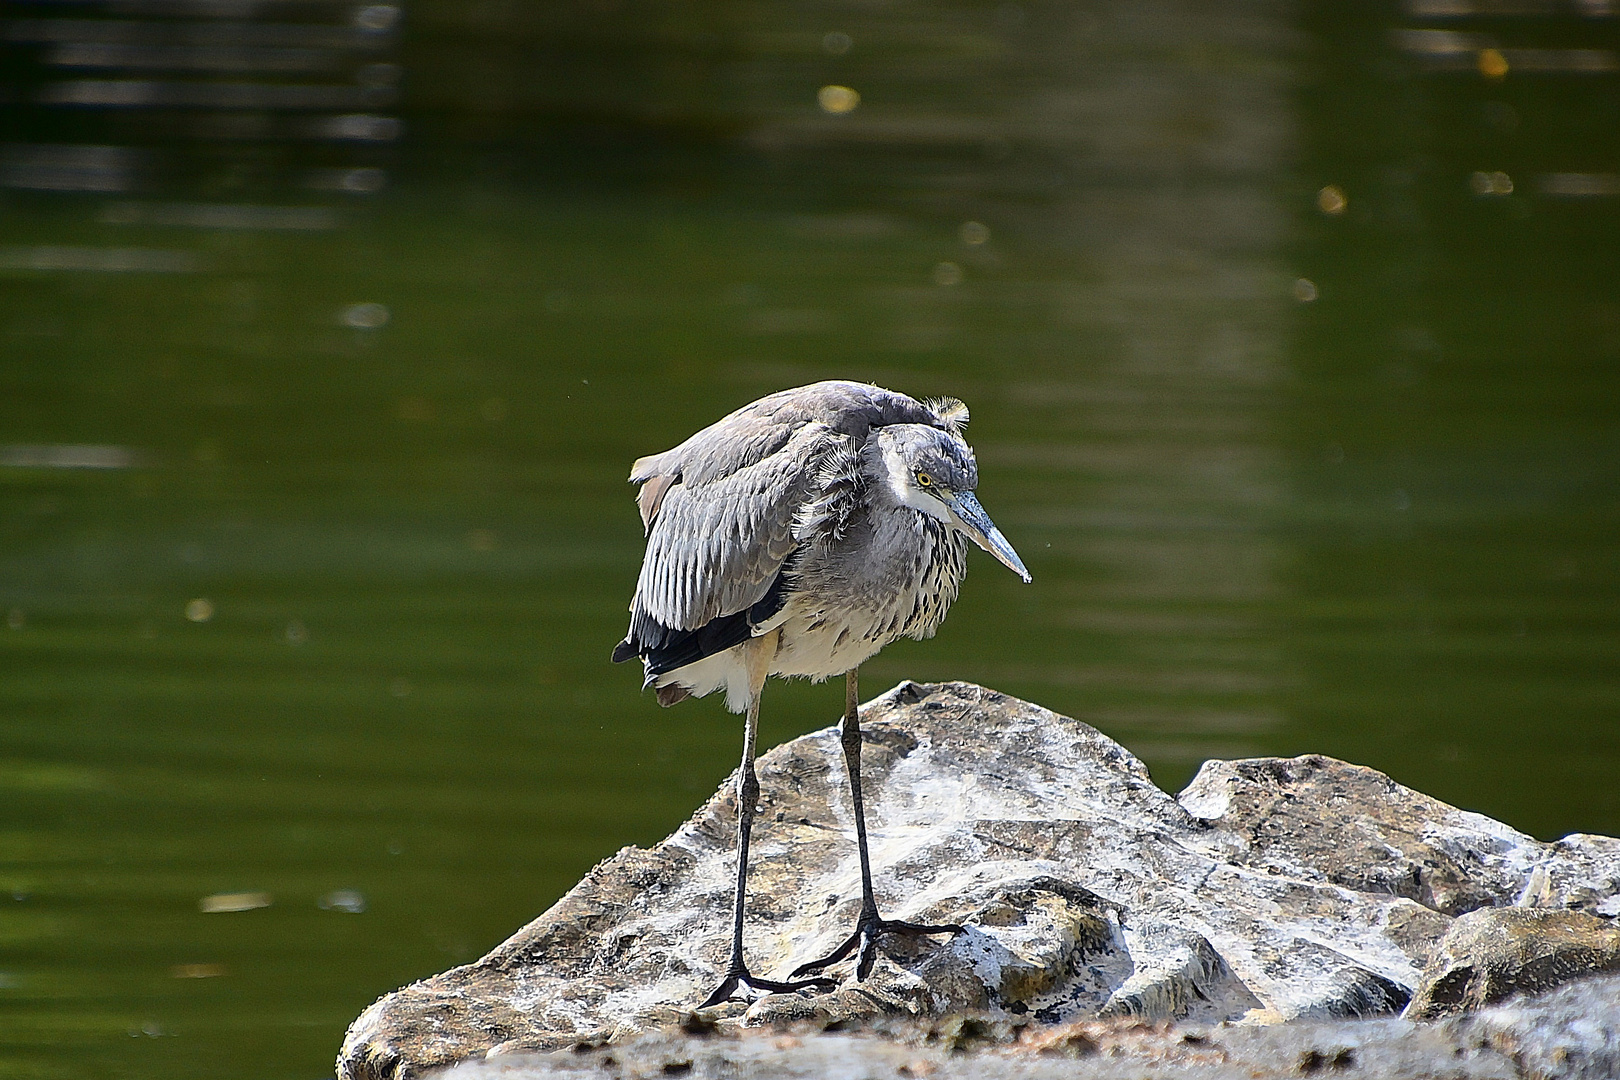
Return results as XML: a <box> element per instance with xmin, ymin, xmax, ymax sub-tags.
<box><xmin>2</xmin><ymin>2</ymin><xmax>1618</xmax><ymax>1077</ymax></box>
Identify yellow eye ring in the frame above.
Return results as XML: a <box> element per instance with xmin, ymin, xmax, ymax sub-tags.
<box><xmin>915</xmin><ymin>471</ymin><xmax>933</xmax><ymax>487</ymax></box>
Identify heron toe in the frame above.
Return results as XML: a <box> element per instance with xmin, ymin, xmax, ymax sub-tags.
<box><xmin>791</xmin><ymin>912</ymin><xmax>964</xmax><ymax>982</ymax></box>
<box><xmin>698</xmin><ymin>968</ymin><xmax>838</xmax><ymax>1009</ymax></box>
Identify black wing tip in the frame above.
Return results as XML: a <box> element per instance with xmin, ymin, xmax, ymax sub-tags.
<box><xmin>622</xmin><ymin>569</ymin><xmax>792</xmax><ymax>679</ymax></box>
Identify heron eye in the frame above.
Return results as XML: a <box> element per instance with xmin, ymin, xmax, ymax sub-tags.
<box><xmin>915</xmin><ymin>471</ymin><xmax>932</xmax><ymax>487</ymax></box>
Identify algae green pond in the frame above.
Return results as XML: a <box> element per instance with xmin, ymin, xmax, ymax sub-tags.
<box><xmin>2</xmin><ymin>2</ymin><xmax>1617</xmax><ymax>1078</ymax></box>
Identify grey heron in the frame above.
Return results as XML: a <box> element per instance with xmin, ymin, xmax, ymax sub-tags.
<box><xmin>612</xmin><ymin>380</ymin><xmax>1030</xmax><ymax>1007</ymax></box>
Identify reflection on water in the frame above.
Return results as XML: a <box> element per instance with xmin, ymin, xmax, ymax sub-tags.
<box><xmin>2</xmin><ymin>1</ymin><xmax>1619</xmax><ymax>1077</ymax></box>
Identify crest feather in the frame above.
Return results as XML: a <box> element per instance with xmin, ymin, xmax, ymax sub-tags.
<box><xmin>925</xmin><ymin>396</ymin><xmax>970</xmax><ymax>432</ymax></box>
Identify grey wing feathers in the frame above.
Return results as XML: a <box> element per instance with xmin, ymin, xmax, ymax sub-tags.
<box><xmin>625</xmin><ymin>381</ymin><xmax>951</xmax><ymax>638</ymax></box>
<box><xmin>634</xmin><ymin>421</ymin><xmax>833</xmax><ymax>632</ymax></box>
<box><xmin>633</xmin><ymin>381</ymin><xmax>941</xmax><ymax>487</ymax></box>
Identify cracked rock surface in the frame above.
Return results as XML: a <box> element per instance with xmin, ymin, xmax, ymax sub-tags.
<box><xmin>338</xmin><ymin>681</ymin><xmax>1620</xmax><ymax>1080</ymax></box>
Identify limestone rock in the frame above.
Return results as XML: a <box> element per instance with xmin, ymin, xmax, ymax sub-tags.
<box><xmin>337</xmin><ymin>681</ymin><xmax>1620</xmax><ymax>1080</ymax></box>
<box><xmin>442</xmin><ymin>974</ymin><xmax>1620</xmax><ymax>1080</ymax></box>
<box><xmin>1405</xmin><ymin>907</ymin><xmax>1620</xmax><ymax>1020</ymax></box>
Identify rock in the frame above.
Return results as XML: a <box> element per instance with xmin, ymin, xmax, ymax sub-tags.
<box><xmin>337</xmin><ymin>681</ymin><xmax>1620</xmax><ymax>1080</ymax></box>
<box><xmin>1405</xmin><ymin>907</ymin><xmax>1620</xmax><ymax>1020</ymax></box>
<box><xmin>439</xmin><ymin>974</ymin><xmax>1620</xmax><ymax>1080</ymax></box>
<box><xmin>1441</xmin><ymin>971</ymin><xmax>1620</xmax><ymax>1079</ymax></box>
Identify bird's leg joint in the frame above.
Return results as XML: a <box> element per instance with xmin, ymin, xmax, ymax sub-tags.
<box><xmin>839</xmin><ymin>713</ymin><xmax>862</xmax><ymax>757</ymax></box>
<box><xmin>737</xmin><ymin>761</ymin><xmax>760</xmax><ymax>815</ymax></box>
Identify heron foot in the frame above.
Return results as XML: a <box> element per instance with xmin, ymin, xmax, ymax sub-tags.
<box><xmin>698</xmin><ymin>967</ymin><xmax>838</xmax><ymax>1009</ymax></box>
<box><xmin>790</xmin><ymin>911</ymin><xmax>964</xmax><ymax>982</ymax></box>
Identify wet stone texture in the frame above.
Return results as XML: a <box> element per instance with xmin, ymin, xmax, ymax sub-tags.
<box><xmin>338</xmin><ymin>682</ymin><xmax>1620</xmax><ymax>1080</ymax></box>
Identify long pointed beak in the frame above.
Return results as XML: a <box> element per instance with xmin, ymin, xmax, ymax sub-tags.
<box><xmin>945</xmin><ymin>491</ymin><xmax>1031</xmax><ymax>583</ymax></box>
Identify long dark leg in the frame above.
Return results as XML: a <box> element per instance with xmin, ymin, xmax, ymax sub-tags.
<box><xmin>845</xmin><ymin>668</ymin><xmax>879</xmax><ymax>915</ymax></box>
<box><xmin>699</xmin><ymin>634</ymin><xmax>836</xmax><ymax>1007</ymax></box>
<box><xmin>791</xmin><ymin>667</ymin><xmax>962</xmax><ymax>982</ymax></box>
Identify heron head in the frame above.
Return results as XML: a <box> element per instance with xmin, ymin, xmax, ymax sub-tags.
<box><xmin>877</xmin><ymin>425</ymin><xmax>1031</xmax><ymax>583</ymax></box>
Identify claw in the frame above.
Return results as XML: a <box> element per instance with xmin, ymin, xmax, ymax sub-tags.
<box><xmin>792</xmin><ymin>915</ymin><xmax>963</xmax><ymax>981</ymax></box>
<box><xmin>699</xmin><ymin>968</ymin><xmax>838</xmax><ymax>1008</ymax></box>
